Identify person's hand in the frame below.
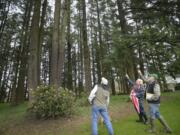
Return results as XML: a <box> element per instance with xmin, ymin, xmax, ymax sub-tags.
<box><xmin>138</xmin><ymin>70</ymin><xmax>142</xmax><ymax>75</ymax></box>
<box><xmin>88</xmin><ymin>99</ymin><xmax>92</xmax><ymax>105</ymax></box>
<box><xmin>125</xmin><ymin>74</ymin><xmax>129</xmax><ymax>79</ymax></box>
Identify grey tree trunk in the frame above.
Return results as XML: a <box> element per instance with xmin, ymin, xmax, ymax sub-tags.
<box><xmin>67</xmin><ymin>0</ymin><xmax>72</xmax><ymax>90</ymax></box>
<box><xmin>38</xmin><ymin>0</ymin><xmax>48</xmax><ymax>84</ymax></box>
<box><xmin>58</xmin><ymin>0</ymin><xmax>69</xmax><ymax>87</ymax></box>
<box><xmin>116</xmin><ymin>0</ymin><xmax>135</xmax><ymax>93</ymax></box>
<box><xmin>95</xmin><ymin>0</ymin><xmax>103</xmax><ymax>78</ymax></box>
<box><xmin>28</xmin><ymin>0</ymin><xmax>41</xmax><ymax>101</ymax></box>
<box><xmin>15</xmin><ymin>0</ymin><xmax>33</xmax><ymax>104</ymax></box>
<box><xmin>50</xmin><ymin>0</ymin><xmax>61</xmax><ymax>88</ymax></box>
<box><xmin>81</xmin><ymin>0</ymin><xmax>92</xmax><ymax>91</ymax></box>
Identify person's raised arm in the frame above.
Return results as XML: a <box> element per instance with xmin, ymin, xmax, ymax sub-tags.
<box><xmin>138</xmin><ymin>70</ymin><xmax>148</xmax><ymax>83</ymax></box>
<box><xmin>125</xmin><ymin>74</ymin><xmax>135</xmax><ymax>87</ymax></box>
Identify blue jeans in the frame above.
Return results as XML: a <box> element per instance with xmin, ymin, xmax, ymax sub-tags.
<box><xmin>92</xmin><ymin>106</ymin><xmax>114</xmax><ymax>135</ymax></box>
<box><xmin>149</xmin><ymin>103</ymin><xmax>161</xmax><ymax>119</ymax></box>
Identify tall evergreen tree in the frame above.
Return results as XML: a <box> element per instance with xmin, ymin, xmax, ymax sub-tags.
<box><xmin>67</xmin><ymin>0</ymin><xmax>73</xmax><ymax>90</ymax></box>
<box><xmin>50</xmin><ymin>0</ymin><xmax>61</xmax><ymax>88</ymax></box>
<box><xmin>28</xmin><ymin>0</ymin><xmax>41</xmax><ymax>101</ymax></box>
<box><xmin>81</xmin><ymin>0</ymin><xmax>92</xmax><ymax>91</ymax></box>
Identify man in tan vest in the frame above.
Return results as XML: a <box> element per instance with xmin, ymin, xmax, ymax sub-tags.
<box><xmin>88</xmin><ymin>77</ymin><xmax>114</xmax><ymax>135</ymax></box>
<box><xmin>138</xmin><ymin>70</ymin><xmax>172</xmax><ymax>133</ymax></box>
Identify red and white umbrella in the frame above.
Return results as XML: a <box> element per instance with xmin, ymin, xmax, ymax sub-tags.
<box><xmin>130</xmin><ymin>89</ymin><xmax>140</xmax><ymax>114</ymax></box>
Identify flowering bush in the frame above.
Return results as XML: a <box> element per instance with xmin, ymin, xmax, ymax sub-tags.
<box><xmin>29</xmin><ymin>85</ymin><xmax>75</xmax><ymax>119</ymax></box>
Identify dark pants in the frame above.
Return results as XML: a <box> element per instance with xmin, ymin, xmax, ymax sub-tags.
<box><xmin>138</xmin><ymin>100</ymin><xmax>148</xmax><ymax>122</ymax></box>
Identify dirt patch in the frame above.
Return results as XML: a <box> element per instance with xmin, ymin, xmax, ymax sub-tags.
<box><xmin>3</xmin><ymin>112</ymin><xmax>91</xmax><ymax>135</ymax></box>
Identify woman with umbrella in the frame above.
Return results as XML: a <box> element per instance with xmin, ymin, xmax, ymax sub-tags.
<box><xmin>125</xmin><ymin>74</ymin><xmax>148</xmax><ymax>124</ymax></box>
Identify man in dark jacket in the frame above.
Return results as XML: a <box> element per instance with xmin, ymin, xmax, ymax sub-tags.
<box><xmin>138</xmin><ymin>70</ymin><xmax>172</xmax><ymax>133</ymax></box>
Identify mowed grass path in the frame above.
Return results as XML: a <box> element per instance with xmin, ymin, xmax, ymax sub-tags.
<box><xmin>0</xmin><ymin>91</ymin><xmax>180</xmax><ymax>135</ymax></box>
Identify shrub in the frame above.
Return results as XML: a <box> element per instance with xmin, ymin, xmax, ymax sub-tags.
<box><xmin>29</xmin><ymin>85</ymin><xmax>76</xmax><ymax>119</ymax></box>
<box><xmin>76</xmin><ymin>94</ymin><xmax>89</xmax><ymax>107</ymax></box>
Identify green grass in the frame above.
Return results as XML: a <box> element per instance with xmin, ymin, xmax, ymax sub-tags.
<box><xmin>0</xmin><ymin>91</ymin><xmax>180</xmax><ymax>135</ymax></box>
<box><xmin>0</xmin><ymin>102</ymin><xmax>28</xmax><ymax>134</ymax></box>
<box><xmin>0</xmin><ymin>102</ymin><xmax>28</xmax><ymax>124</ymax></box>
<box><xmin>73</xmin><ymin>92</ymin><xmax>180</xmax><ymax>135</ymax></box>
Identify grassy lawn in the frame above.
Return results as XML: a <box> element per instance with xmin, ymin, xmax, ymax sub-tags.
<box><xmin>73</xmin><ymin>91</ymin><xmax>180</xmax><ymax>135</ymax></box>
<box><xmin>0</xmin><ymin>91</ymin><xmax>180</xmax><ymax>135</ymax></box>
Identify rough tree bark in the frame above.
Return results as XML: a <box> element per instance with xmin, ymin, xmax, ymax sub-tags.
<box><xmin>28</xmin><ymin>0</ymin><xmax>41</xmax><ymax>101</ymax></box>
<box><xmin>81</xmin><ymin>0</ymin><xmax>92</xmax><ymax>91</ymax></box>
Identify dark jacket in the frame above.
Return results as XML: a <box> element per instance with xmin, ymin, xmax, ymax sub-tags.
<box><xmin>127</xmin><ymin>79</ymin><xmax>145</xmax><ymax>101</ymax></box>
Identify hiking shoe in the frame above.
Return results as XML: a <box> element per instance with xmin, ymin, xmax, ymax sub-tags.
<box><xmin>136</xmin><ymin>120</ymin><xmax>143</xmax><ymax>123</ymax></box>
<box><xmin>144</xmin><ymin>121</ymin><xmax>149</xmax><ymax>125</ymax></box>
<box><xmin>165</xmin><ymin>129</ymin><xmax>172</xmax><ymax>134</ymax></box>
<box><xmin>147</xmin><ymin>129</ymin><xmax>156</xmax><ymax>133</ymax></box>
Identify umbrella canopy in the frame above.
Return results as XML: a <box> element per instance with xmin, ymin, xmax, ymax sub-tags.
<box><xmin>130</xmin><ymin>89</ymin><xmax>140</xmax><ymax>114</ymax></box>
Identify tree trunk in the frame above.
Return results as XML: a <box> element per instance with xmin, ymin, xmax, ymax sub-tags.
<box><xmin>38</xmin><ymin>0</ymin><xmax>48</xmax><ymax>84</ymax></box>
<box><xmin>110</xmin><ymin>70</ymin><xmax>116</xmax><ymax>95</ymax></box>
<box><xmin>16</xmin><ymin>0</ymin><xmax>33</xmax><ymax>104</ymax></box>
<box><xmin>0</xmin><ymin>1</ymin><xmax>11</xmax><ymax>40</ymax></box>
<box><xmin>72</xmin><ymin>46</ymin><xmax>77</xmax><ymax>91</ymax></box>
<box><xmin>116</xmin><ymin>0</ymin><xmax>135</xmax><ymax>94</ymax></box>
<box><xmin>95</xmin><ymin>0</ymin><xmax>103</xmax><ymax>77</ymax></box>
<box><xmin>77</xmin><ymin>20</ymin><xmax>84</xmax><ymax>95</ymax></box>
<box><xmin>81</xmin><ymin>0</ymin><xmax>92</xmax><ymax>91</ymax></box>
<box><xmin>0</xmin><ymin>1</ymin><xmax>11</xmax><ymax>87</ymax></box>
<box><xmin>94</xmin><ymin>31</ymin><xmax>101</xmax><ymax>83</ymax></box>
<box><xmin>76</xmin><ymin>1</ymin><xmax>84</xmax><ymax>94</ymax></box>
<box><xmin>90</xmin><ymin>29</ymin><xmax>96</xmax><ymax>85</ymax></box>
<box><xmin>58</xmin><ymin>0</ymin><xmax>69</xmax><ymax>87</ymax></box>
<box><xmin>50</xmin><ymin>0</ymin><xmax>61</xmax><ymax>88</ymax></box>
<box><xmin>11</xmin><ymin>48</ymin><xmax>20</xmax><ymax>105</ymax></box>
<box><xmin>0</xmin><ymin>64</ymin><xmax>9</xmax><ymax>102</ymax></box>
<box><xmin>116</xmin><ymin>0</ymin><xmax>127</xmax><ymax>34</ymax></box>
<box><xmin>28</xmin><ymin>0</ymin><xmax>41</xmax><ymax>101</ymax></box>
<box><xmin>67</xmin><ymin>0</ymin><xmax>72</xmax><ymax>90</ymax></box>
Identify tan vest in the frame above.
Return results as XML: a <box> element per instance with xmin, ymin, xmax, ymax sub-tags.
<box><xmin>93</xmin><ymin>85</ymin><xmax>109</xmax><ymax>108</ymax></box>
